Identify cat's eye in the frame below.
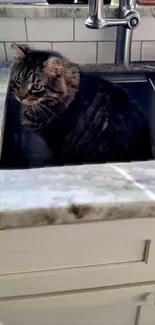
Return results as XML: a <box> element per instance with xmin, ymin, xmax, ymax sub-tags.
<box><xmin>32</xmin><ymin>84</ymin><xmax>43</xmax><ymax>91</ymax></box>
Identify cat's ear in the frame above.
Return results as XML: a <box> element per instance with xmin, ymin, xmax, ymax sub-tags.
<box><xmin>44</xmin><ymin>56</ymin><xmax>63</xmax><ymax>76</ymax></box>
<box><xmin>44</xmin><ymin>56</ymin><xmax>67</xmax><ymax>94</ymax></box>
<box><xmin>11</xmin><ymin>43</ymin><xmax>26</xmax><ymax>60</ymax></box>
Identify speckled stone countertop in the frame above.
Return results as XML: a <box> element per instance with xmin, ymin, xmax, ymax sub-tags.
<box><xmin>0</xmin><ymin>4</ymin><xmax>154</xmax><ymax>18</ymax></box>
<box><xmin>1</xmin><ymin>161</ymin><xmax>155</xmax><ymax>230</ymax></box>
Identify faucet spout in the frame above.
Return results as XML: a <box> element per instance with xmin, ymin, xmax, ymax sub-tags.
<box><xmin>85</xmin><ymin>0</ymin><xmax>105</xmax><ymax>29</ymax></box>
<box><xmin>85</xmin><ymin>0</ymin><xmax>140</xmax><ymax>66</ymax></box>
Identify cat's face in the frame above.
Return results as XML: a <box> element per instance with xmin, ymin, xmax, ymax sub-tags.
<box><xmin>10</xmin><ymin>44</ymin><xmax>67</xmax><ymax>106</ymax></box>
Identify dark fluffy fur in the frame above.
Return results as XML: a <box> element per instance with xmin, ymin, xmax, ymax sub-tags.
<box><xmin>10</xmin><ymin>44</ymin><xmax>153</xmax><ymax>165</ymax></box>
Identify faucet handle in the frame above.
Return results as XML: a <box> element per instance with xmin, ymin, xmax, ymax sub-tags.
<box><xmin>125</xmin><ymin>10</ymin><xmax>140</xmax><ymax>29</ymax></box>
<box><xmin>85</xmin><ymin>10</ymin><xmax>140</xmax><ymax>30</ymax></box>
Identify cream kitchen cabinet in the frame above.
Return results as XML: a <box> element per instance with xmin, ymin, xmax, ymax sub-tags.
<box><xmin>1</xmin><ymin>284</ymin><xmax>155</xmax><ymax>325</ymax></box>
<box><xmin>1</xmin><ymin>218</ymin><xmax>155</xmax><ymax>297</ymax></box>
<box><xmin>0</xmin><ymin>303</ymin><xmax>139</xmax><ymax>325</ymax></box>
<box><xmin>1</xmin><ymin>217</ymin><xmax>155</xmax><ymax>324</ymax></box>
<box><xmin>138</xmin><ymin>304</ymin><xmax>155</xmax><ymax>325</ymax></box>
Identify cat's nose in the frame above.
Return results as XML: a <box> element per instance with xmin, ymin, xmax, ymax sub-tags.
<box><xmin>19</xmin><ymin>94</ymin><xmax>27</xmax><ymax>101</ymax></box>
<box><xmin>18</xmin><ymin>88</ymin><xmax>28</xmax><ymax>101</ymax></box>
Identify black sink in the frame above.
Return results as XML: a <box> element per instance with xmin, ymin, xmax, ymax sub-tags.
<box><xmin>1</xmin><ymin>72</ymin><xmax>155</xmax><ymax>169</ymax></box>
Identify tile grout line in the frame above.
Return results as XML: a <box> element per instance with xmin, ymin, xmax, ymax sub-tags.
<box><xmin>140</xmin><ymin>41</ymin><xmax>143</xmax><ymax>61</ymax></box>
<box><xmin>3</xmin><ymin>39</ymin><xmax>155</xmax><ymax>43</ymax></box>
<box><xmin>3</xmin><ymin>42</ymin><xmax>7</xmax><ymax>61</ymax></box>
<box><xmin>24</xmin><ymin>18</ymin><xmax>28</xmax><ymax>42</ymax></box>
<box><xmin>96</xmin><ymin>41</ymin><xmax>98</xmax><ymax>64</ymax></box>
<box><xmin>3</xmin><ymin>40</ymin><xmax>119</xmax><ymax>44</ymax></box>
<box><xmin>73</xmin><ymin>18</ymin><xmax>75</xmax><ymax>42</ymax></box>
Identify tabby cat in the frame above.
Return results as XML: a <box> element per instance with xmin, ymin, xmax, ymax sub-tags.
<box><xmin>10</xmin><ymin>43</ymin><xmax>152</xmax><ymax>165</ymax></box>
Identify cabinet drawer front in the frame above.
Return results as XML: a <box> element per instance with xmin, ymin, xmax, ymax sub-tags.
<box><xmin>1</xmin><ymin>219</ymin><xmax>155</xmax><ymax>297</ymax></box>
<box><xmin>0</xmin><ymin>303</ymin><xmax>138</xmax><ymax>325</ymax></box>
<box><xmin>1</xmin><ymin>218</ymin><xmax>155</xmax><ymax>274</ymax></box>
<box><xmin>0</xmin><ymin>230</ymin><xmax>147</xmax><ymax>273</ymax></box>
<box><xmin>1</xmin><ymin>283</ymin><xmax>155</xmax><ymax>325</ymax></box>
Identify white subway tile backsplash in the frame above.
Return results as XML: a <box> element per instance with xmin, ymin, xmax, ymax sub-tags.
<box><xmin>133</xmin><ymin>17</ymin><xmax>155</xmax><ymax>41</ymax></box>
<box><xmin>131</xmin><ymin>42</ymin><xmax>141</xmax><ymax>62</ymax></box>
<box><xmin>75</xmin><ymin>19</ymin><xmax>116</xmax><ymax>41</ymax></box>
<box><xmin>97</xmin><ymin>42</ymin><xmax>115</xmax><ymax>64</ymax></box>
<box><xmin>29</xmin><ymin>42</ymin><xmax>52</xmax><ymax>51</ymax></box>
<box><xmin>0</xmin><ymin>18</ymin><xmax>26</xmax><ymax>42</ymax></box>
<box><xmin>0</xmin><ymin>16</ymin><xmax>153</xmax><ymax>63</ymax></box>
<box><xmin>5</xmin><ymin>42</ymin><xmax>52</xmax><ymax>61</ymax></box>
<box><xmin>141</xmin><ymin>42</ymin><xmax>155</xmax><ymax>61</ymax></box>
<box><xmin>0</xmin><ymin>43</ymin><xmax>6</xmax><ymax>61</ymax></box>
<box><xmin>26</xmin><ymin>18</ymin><xmax>73</xmax><ymax>42</ymax></box>
<box><xmin>53</xmin><ymin>42</ymin><xmax>96</xmax><ymax>64</ymax></box>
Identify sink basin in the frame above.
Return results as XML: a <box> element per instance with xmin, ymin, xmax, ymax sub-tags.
<box><xmin>1</xmin><ymin>71</ymin><xmax>155</xmax><ymax>169</ymax></box>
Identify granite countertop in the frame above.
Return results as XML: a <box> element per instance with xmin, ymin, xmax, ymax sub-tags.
<box><xmin>0</xmin><ymin>4</ymin><xmax>154</xmax><ymax>18</ymax></box>
<box><xmin>1</xmin><ymin>161</ymin><xmax>155</xmax><ymax>230</ymax></box>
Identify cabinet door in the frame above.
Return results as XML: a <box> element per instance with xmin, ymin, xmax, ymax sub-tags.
<box><xmin>139</xmin><ymin>305</ymin><xmax>155</xmax><ymax>325</ymax></box>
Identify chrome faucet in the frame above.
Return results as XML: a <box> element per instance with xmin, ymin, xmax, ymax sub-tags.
<box><xmin>85</xmin><ymin>0</ymin><xmax>140</xmax><ymax>66</ymax></box>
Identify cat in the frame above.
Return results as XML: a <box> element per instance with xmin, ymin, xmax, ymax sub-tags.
<box><xmin>10</xmin><ymin>43</ymin><xmax>153</xmax><ymax>166</ymax></box>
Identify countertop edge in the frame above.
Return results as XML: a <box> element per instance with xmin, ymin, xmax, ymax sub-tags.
<box><xmin>1</xmin><ymin>199</ymin><xmax>155</xmax><ymax>231</ymax></box>
<box><xmin>0</xmin><ymin>4</ymin><xmax>154</xmax><ymax>18</ymax></box>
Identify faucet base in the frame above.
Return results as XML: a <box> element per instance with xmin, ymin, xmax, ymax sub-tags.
<box><xmin>115</xmin><ymin>27</ymin><xmax>133</xmax><ymax>67</ymax></box>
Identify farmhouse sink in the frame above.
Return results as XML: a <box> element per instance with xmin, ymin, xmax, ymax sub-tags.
<box><xmin>1</xmin><ymin>70</ymin><xmax>155</xmax><ymax>325</ymax></box>
<box><xmin>1</xmin><ymin>71</ymin><xmax>155</xmax><ymax>169</ymax></box>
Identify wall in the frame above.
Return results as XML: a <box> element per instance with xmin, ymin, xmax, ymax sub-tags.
<box><xmin>0</xmin><ymin>16</ymin><xmax>154</xmax><ymax>63</ymax></box>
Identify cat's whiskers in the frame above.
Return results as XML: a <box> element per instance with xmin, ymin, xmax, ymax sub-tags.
<box><xmin>31</xmin><ymin>105</ymin><xmax>38</xmax><ymax>122</ymax></box>
<box><xmin>24</xmin><ymin>107</ymin><xmax>35</xmax><ymax>122</ymax></box>
<box><xmin>35</xmin><ymin>105</ymin><xmax>46</xmax><ymax>122</ymax></box>
<box><xmin>35</xmin><ymin>104</ymin><xmax>51</xmax><ymax>124</ymax></box>
<box><xmin>39</xmin><ymin>103</ymin><xmax>61</xmax><ymax>121</ymax></box>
